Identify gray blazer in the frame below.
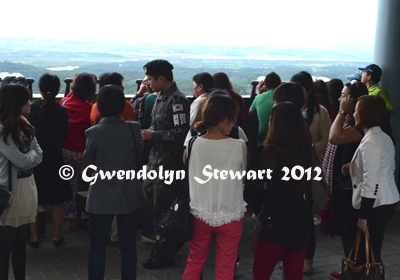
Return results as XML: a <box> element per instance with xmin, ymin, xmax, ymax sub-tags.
<box><xmin>0</xmin><ymin>123</ymin><xmax>43</xmax><ymax>193</ymax></box>
<box><xmin>84</xmin><ymin>116</ymin><xmax>146</xmax><ymax>215</ymax></box>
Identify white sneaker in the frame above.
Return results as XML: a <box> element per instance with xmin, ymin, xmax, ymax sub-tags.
<box><xmin>313</xmin><ymin>217</ymin><xmax>321</xmax><ymax>227</ymax></box>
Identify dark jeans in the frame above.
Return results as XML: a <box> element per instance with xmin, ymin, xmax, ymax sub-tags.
<box><xmin>88</xmin><ymin>209</ymin><xmax>140</xmax><ymax>280</ymax></box>
<box><xmin>338</xmin><ymin>189</ymin><xmax>359</xmax><ymax>257</ymax></box>
<box><xmin>0</xmin><ymin>224</ymin><xmax>30</xmax><ymax>280</ymax></box>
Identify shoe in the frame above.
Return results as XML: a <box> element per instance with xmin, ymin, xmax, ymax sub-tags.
<box><xmin>29</xmin><ymin>239</ymin><xmax>39</xmax><ymax>248</ymax></box>
<box><xmin>68</xmin><ymin>221</ymin><xmax>78</xmax><ymax>231</ymax></box>
<box><xmin>142</xmin><ymin>256</ymin><xmax>175</xmax><ymax>269</ymax></box>
<box><xmin>141</xmin><ymin>234</ymin><xmax>157</xmax><ymax>244</ymax></box>
<box><xmin>313</xmin><ymin>216</ymin><xmax>321</xmax><ymax>227</ymax></box>
<box><xmin>252</xmin><ymin>213</ymin><xmax>258</xmax><ymax>222</ymax></box>
<box><xmin>234</xmin><ymin>261</ymin><xmax>240</xmax><ymax>275</ymax></box>
<box><xmin>330</xmin><ymin>271</ymin><xmax>341</xmax><ymax>280</ymax></box>
<box><xmin>53</xmin><ymin>236</ymin><xmax>65</xmax><ymax>247</ymax></box>
<box><xmin>303</xmin><ymin>259</ymin><xmax>313</xmax><ymax>274</ymax></box>
<box><xmin>303</xmin><ymin>267</ymin><xmax>313</xmax><ymax>274</ymax></box>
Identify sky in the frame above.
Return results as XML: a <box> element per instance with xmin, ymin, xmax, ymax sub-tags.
<box><xmin>1</xmin><ymin>0</ymin><xmax>378</xmax><ymax>49</ymax></box>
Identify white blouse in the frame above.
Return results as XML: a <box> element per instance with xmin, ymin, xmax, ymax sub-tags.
<box><xmin>185</xmin><ymin>137</ymin><xmax>247</xmax><ymax>227</ymax></box>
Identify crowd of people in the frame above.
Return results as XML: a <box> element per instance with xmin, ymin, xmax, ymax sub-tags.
<box><xmin>0</xmin><ymin>60</ymin><xmax>398</xmax><ymax>280</ymax></box>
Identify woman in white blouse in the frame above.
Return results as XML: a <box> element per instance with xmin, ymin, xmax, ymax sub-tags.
<box><xmin>344</xmin><ymin>95</ymin><xmax>399</xmax><ymax>273</ymax></box>
<box><xmin>182</xmin><ymin>93</ymin><xmax>247</xmax><ymax>280</ymax></box>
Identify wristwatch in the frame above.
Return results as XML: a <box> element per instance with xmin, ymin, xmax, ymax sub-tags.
<box><xmin>338</xmin><ymin>110</ymin><xmax>346</xmax><ymax>115</ymax></box>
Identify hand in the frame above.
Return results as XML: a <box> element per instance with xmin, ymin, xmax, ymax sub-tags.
<box><xmin>342</xmin><ymin>163</ymin><xmax>350</xmax><ymax>176</ymax></box>
<box><xmin>136</xmin><ymin>79</ymin><xmax>148</xmax><ymax>97</ymax></box>
<box><xmin>141</xmin><ymin>129</ymin><xmax>153</xmax><ymax>141</ymax></box>
<box><xmin>263</xmin><ymin>182</ymin><xmax>268</xmax><ymax>190</ymax></box>
<box><xmin>257</xmin><ymin>80</ymin><xmax>265</xmax><ymax>95</ymax></box>
<box><xmin>357</xmin><ymin>218</ymin><xmax>368</xmax><ymax>233</ymax></box>
<box><xmin>339</xmin><ymin>95</ymin><xmax>354</xmax><ymax>114</ymax></box>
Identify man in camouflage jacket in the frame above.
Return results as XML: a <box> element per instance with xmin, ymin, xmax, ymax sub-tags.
<box><xmin>141</xmin><ymin>60</ymin><xmax>190</xmax><ymax>222</ymax></box>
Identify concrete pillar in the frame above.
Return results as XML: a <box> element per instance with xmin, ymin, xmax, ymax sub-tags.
<box><xmin>373</xmin><ymin>0</ymin><xmax>400</xmax><ymax>183</ymax></box>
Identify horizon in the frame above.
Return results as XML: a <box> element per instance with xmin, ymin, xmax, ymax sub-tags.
<box><xmin>1</xmin><ymin>0</ymin><xmax>377</xmax><ymax>52</ymax></box>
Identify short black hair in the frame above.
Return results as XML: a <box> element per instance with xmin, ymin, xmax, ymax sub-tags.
<box><xmin>152</xmin><ymin>71</ymin><xmax>173</xmax><ymax>82</ymax></box>
<box><xmin>193</xmin><ymin>72</ymin><xmax>214</xmax><ymax>92</ymax></box>
<box><xmin>71</xmin><ymin>72</ymin><xmax>97</xmax><ymax>101</ymax></box>
<box><xmin>96</xmin><ymin>85</ymin><xmax>126</xmax><ymax>117</ymax></box>
<box><xmin>264</xmin><ymin>72</ymin><xmax>281</xmax><ymax>90</ymax></box>
<box><xmin>99</xmin><ymin>72</ymin><xmax>124</xmax><ymax>88</ymax></box>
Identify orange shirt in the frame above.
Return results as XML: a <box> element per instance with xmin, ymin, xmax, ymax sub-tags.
<box><xmin>90</xmin><ymin>101</ymin><xmax>136</xmax><ymax>126</ymax></box>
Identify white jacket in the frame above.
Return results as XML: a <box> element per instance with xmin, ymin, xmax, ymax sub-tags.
<box><xmin>349</xmin><ymin>126</ymin><xmax>399</xmax><ymax>209</ymax></box>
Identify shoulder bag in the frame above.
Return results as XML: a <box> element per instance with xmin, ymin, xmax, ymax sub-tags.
<box><xmin>158</xmin><ymin>136</ymin><xmax>197</xmax><ymax>243</ymax></box>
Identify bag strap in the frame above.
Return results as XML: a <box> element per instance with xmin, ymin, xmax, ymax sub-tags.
<box><xmin>345</xmin><ymin>229</ymin><xmax>362</xmax><ymax>265</ymax></box>
<box><xmin>365</xmin><ymin>228</ymin><xmax>376</xmax><ymax>264</ymax></box>
<box><xmin>8</xmin><ymin>160</ymin><xmax>12</xmax><ymax>192</ymax></box>
<box><xmin>61</xmin><ymin>98</ymin><xmax>68</xmax><ymax>106</ymax></box>
<box><xmin>186</xmin><ymin>136</ymin><xmax>197</xmax><ymax>164</ymax></box>
<box><xmin>94</xmin><ymin>114</ymin><xmax>102</xmax><ymax>125</ymax></box>
<box><xmin>127</xmin><ymin>122</ymin><xmax>138</xmax><ymax>171</ymax></box>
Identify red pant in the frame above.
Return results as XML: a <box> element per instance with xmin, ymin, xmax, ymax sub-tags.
<box><xmin>182</xmin><ymin>217</ymin><xmax>243</xmax><ymax>280</ymax></box>
<box><xmin>253</xmin><ymin>241</ymin><xmax>306</xmax><ymax>280</ymax></box>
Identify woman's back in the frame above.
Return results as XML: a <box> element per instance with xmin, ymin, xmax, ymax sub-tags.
<box><xmin>26</xmin><ymin>100</ymin><xmax>69</xmax><ymax>149</ymax></box>
<box><xmin>187</xmin><ymin>136</ymin><xmax>247</xmax><ymax>227</ymax></box>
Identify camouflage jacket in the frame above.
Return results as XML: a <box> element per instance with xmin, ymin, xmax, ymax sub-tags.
<box><xmin>148</xmin><ymin>82</ymin><xmax>190</xmax><ymax>167</ymax></box>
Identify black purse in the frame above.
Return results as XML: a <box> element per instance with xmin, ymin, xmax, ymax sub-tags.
<box><xmin>0</xmin><ymin>161</ymin><xmax>12</xmax><ymax>215</ymax></box>
<box><xmin>158</xmin><ymin>136</ymin><xmax>197</xmax><ymax>243</ymax></box>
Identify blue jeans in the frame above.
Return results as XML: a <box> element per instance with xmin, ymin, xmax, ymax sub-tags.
<box><xmin>88</xmin><ymin>210</ymin><xmax>140</xmax><ymax>280</ymax></box>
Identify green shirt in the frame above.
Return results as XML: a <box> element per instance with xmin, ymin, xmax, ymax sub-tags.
<box><xmin>368</xmin><ymin>84</ymin><xmax>394</xmax><ymax>110</ymax></box>
<box><xmin>251</xmin><ymin>89</ymin><xmax>275</xmax><ymax>147</ymax></box>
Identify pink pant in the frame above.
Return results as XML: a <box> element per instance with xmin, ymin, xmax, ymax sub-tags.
<box><xmin>182</xmin><ymin>217</ymin><xmax>243</xmax><ymax>280</ymax></box>
<box><xmin>253</xmin><ymin>241</ymin><xmax>306</xmax><ymax>280</ymax></box>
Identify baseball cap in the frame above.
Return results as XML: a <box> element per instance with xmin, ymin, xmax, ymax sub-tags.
<box><xmin>358</xmin><ymin>64</ymin><xmax>382</xmax><ymax>79</ymax></box>
<box><xmin>345</xmin><ymin>70</ymin><xmax>363</xmax><ymax>81</ymax></box>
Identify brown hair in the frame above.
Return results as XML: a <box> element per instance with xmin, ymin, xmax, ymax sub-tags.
<box><xmin>273</xmin><ymin>82</ymin><xmax>304</xmax><ymax>110</ymax></box>
<box><xmin>194</xmin><ymin>92</ymin><xmax>239</xmax><ymax>132</ymax></box>
<box><xmin>0</xmin><ymin>84</ymin><xmax>35</xmax><ymax>150</ymax></box>
<box><xmin>264</xmin><ymin>102</ymin><xmax>312</xmax><ymax>166</ymax></box>
<box><xmin>344</xmin><ymin>81</ymin><xmax>368</xmax><ymax>100</ymax></box>
<box><xmin>355</xmin><ymin>95</ymin><xmax>387</xmax><ymax>130</ymax></box>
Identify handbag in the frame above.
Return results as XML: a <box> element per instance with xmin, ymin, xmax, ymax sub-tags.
<box><xmin>158</xmin><ymin>136</ymin><xmax>197</xmax><ymax>243</ymax></box>
<box><xmin>340</xmin><ymin>229</ymin><xmax>384</xmax><ymax>280</ymax></box>
<box><xmin>0</xmin><ymin>161</ymin><xmax>12</xmax><ymax>215</ymax></box>
<box><xmin>250</xmin><ymin>212</ymin><xmax>264</xmax><ymax>252</ymax></box>
<box><xmin>310</xmin><ymin>145</ymin><xmax>329</xmax><ymax>214</ymax></box>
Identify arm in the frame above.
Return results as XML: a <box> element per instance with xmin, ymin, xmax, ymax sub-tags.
<box><xmin>0</xmin><ymin>136</ymin><xmax>42</xmax><ymax>169</ymax></box>
<box><xmin>83</xmin><ymin>130</ymin><xmax>96</xmax><ymax>165</ymax></box>
<box><xmin>257</xmin><ymin>80</ymin><xmax>265</xmax><ymax>95</ymax></box>
<box><xmin>329</xmin><ymin>95</ymin><xmax>363</xmax><ymax>144</ymax></box>
<box><xmin>248</xmin><ymin>98</ymin><xmax>257</xmax><ymax>117</ymax></box>
<box><xmin>329</xmin><ymin>114</ymin><xmax>363</xmax><ymax>144</ymax></box>
<box><xmin>356</xmin><ymin>141</ymin><xmax>381</xmax><ymax>231</ymax></box>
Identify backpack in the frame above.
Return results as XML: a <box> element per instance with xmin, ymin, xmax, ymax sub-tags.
<box><xmin>131</xmin><ymin>93</ymin><xmax>150</xmax><ymax>126</ymax></box>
